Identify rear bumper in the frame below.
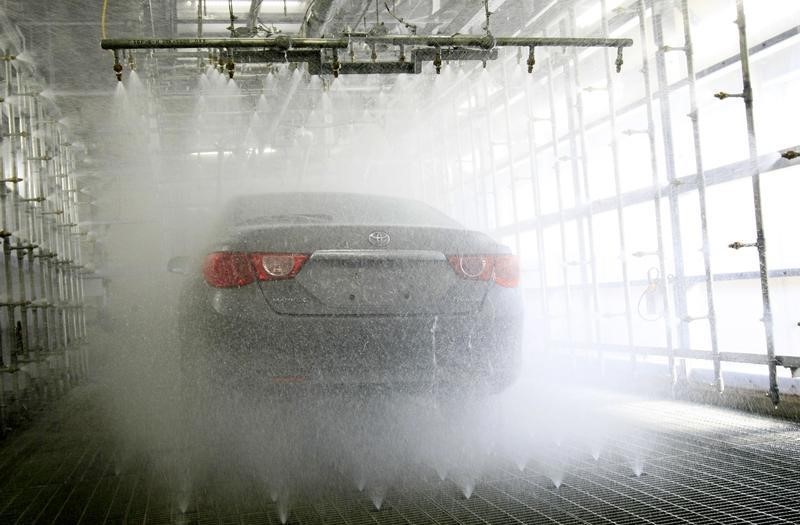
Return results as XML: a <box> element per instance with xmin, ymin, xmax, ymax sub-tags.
<box><xmin>180</xmin><ymin>283</ymin><xmax>523</xmax><ymax>391</ymax></box>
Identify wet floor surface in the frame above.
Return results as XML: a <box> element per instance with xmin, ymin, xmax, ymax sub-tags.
<box><xmin>1</xmin><ymin>385</ymin><xmax>800</xmax><ymax>524</ymax></box>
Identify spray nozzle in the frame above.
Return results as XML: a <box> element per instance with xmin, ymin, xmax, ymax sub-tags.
<box><xmin>527</xmin><ymin>46</ymin><xmax>536</xmax><ymax>73</ymax></box>
<box><xmin>331</xmin><ymin>52</ymin><xmax>340</xmax><ymax>78</ymax></box>
<box><xmin>113</xmin><ymin>50</ymin><xmax>123</xmax><ymax>81</ymax></box>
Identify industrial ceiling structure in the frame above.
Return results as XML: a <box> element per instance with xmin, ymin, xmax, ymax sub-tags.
<box><xmin>2</xmin><ymin>1</ymin><xmax>642</xmax><ymax>156</ymax></box>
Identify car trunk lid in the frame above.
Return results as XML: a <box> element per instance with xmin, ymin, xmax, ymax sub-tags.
<box><xmin>230</xmin><ymin>225</ymin><xmax>500</xmax><ymax>316</ymax></box>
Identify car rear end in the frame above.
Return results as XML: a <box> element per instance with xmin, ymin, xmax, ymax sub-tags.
<box><xmin>179</xmin><ymin>193</ymin><xmax>523</xmax><ymax>394</ymax></box>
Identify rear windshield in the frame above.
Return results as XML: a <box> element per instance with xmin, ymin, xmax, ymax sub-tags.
<box><xmin>225</xmin><ymin>193</ymin><xmax>461</xmax><ymax>228</ymax></box>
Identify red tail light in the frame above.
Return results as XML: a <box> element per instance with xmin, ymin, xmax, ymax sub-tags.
<box><xmin>203</xmin><ymin>252</ymin><xmax>308</xmax><ymax>288</ymax></box>
<box><xmin>492</xmin><ymin>255</ymin><xmax>520</xmax><ymax>288</ymax></box>
<box><xmin>203</xmin><ymin>252</ymin><xmax>254</xmax><ymax>288</ymax></box>
<box><xmin>448</xmin><ymin>254</ymin><xmax>519</xmax><ymax>288</ymax></box>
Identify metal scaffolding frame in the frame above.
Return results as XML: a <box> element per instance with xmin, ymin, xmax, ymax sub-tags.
<box><xmin>0</xmin><ymin>47</ymin><xmax>87</xmax><ymax>432</ymax></box>
<box><xmin>436</xmin><ymin>0</ymin><xmax>798</xmax><ymax>404</ymax></box>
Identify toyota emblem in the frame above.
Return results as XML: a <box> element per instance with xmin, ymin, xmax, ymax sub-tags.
<box><xmin>368</xmin><ymin>231</ymin><xmax>391</xmax><ymax>247</ymax></box>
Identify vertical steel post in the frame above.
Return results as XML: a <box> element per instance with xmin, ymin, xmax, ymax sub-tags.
<box><xmin>636</xmin><ymin>0</ymin><xmax>676</xmax><ymax>387</ymax></box>
<box><xmin>466</xmin><ymin>73</ymin><xmax>490</xmax><ymax>230</ymax></box>
<box><xmin>600</xmin><ymin>0</ymin><xmax>635</xmax><ymax>363</ymax></box>
<box><xmin>565</xmin><ymin>10</ymin><xmax>602</xmax><ymax>356</ymax></box>
<box><xmin>522</xmin><ymin>63</ymin><xmax>551</xmax><ymax>346</ymax></box>
<box><xmin>480</xmin><ymin>69</ymin><xmax>502</xmax><ymax>232</ymax></box>
<box><xmin>500</xmin><ymin>58</ymin><xmax>521</xmax><ymax>257</ymax></box>
<box><xmin>12</xmin><ymin>73</ymin><xmax>31</xmax><ymax>369</ymax></box>
<box><xmin>3</xmin><ymin>58</ymin><xmax>23</xmax><ymax>411</ymax></box>
<box><xmin>558</xmin><ymin>24</ymin><xmax>590</xmax><ymax>303</ymax></box>
<box><xmin>679</xmin><ymin>0</ymin><xmax>723</xmax><ymax>393</ymax></box>
<box><xmin>461</xmin><ymin>69</ymin><xmax>484</xmax><ymax>228</ymax></box>
<box><xmin>734</xmin><ymin>0</ymin><xmax>778</xmax><ymax>405</ymax></box>
<box><xmin>544</xmin><ymin>50</ymin><xmax>574</xmax><ymax>354</ymax></box>
<box><xmin>449</xmin><ymin>90</ymin><xmax>470</xmax><ymax>223</ymax></box>
<box><xmin>25</xmin><ymin>96</ymin><xmax>42</xmax><ymax>363</ymax></box>
<box><xmin>651</xmin><ymin>1</ymin><xmax>690</xmax><ymax>381</ymax></box>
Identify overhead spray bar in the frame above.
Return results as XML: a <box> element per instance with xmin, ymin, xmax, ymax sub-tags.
<box><xmin>101</xmin><ymin>36</ymin><xmax>349</xmax><ymax>50</ymax></box>
<box><xmin>100</xmin><ymin>34</ymin><xmax>633</xmax><ymax>80</ymax></box>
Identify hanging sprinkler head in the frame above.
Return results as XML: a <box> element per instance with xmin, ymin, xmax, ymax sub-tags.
<box><xmin>434</xmin><ymin>47</ymin><xmax>442</xmax><ymax>74</ymax></box>
<box><xmin>112</xmin><ymin>50</ymin><xmax>123</xmax><ymax>81</ymax></box>
<box><xmin>331</xmin><ymin>51</ymin><xmax>341</xmax><ymax>78</ymax></box>
<box><xmin>226</xmin><ymin>57</ymin><xmax>235</xmax><ymax>79</ymax></box>
<box><xmin>527</xmin><ymin>46</ymin><xmax>536</xmax><ymax>73</ymax></box>
<box><xmin>218</xmin><ymin>53</ymin><xmax>226</xmax><ymax>73</ymax></box>
<box><xmin>127</xmin><ymin>52</ymin><xmax>136</xmax><ymax>71</ymax></box>
<box><xmin>615</xmin><ymin>46</ymin><xmax>624</xmax><ymax>73</ymax></box>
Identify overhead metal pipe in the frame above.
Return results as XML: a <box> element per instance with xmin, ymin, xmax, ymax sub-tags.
<box><xmin>101</xmin><ymin>35</ymin><xmax>632</xmax><ymax>51</ymax></box>
<box><xmin>101</xmin><ymin>37</ymin><xmax>350</xmax><ymax>50</ymax></box>
<box><xmin>353</xmin><ymin>34</ymin><xmax>632</xmax><ymax>50</ymax></box>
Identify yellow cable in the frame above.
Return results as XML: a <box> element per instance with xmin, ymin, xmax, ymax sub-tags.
<box><xmin>101</xmin><ymin>0</ymin><xmax>109</xmax><ymax>40</ymax></box>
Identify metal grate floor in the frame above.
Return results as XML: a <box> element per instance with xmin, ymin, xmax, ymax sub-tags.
<box><xmin>1</xmin><ymin>387</ymin><xmax>799</xmax><ymax>524</ymax></box>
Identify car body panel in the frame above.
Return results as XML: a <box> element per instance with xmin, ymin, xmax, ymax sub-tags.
<box><xmin>177</xmin><ymin>192</ymin><xmax>524</xmax><ymax>393</ymax></box>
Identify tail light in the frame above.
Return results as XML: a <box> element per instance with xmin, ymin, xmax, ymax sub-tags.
<box><xmin>251</xmin><ymin>253</ymin><xmax>309</xmax><ymax>281</ymax></box>
<box><xmin>202</xmin><ymin>252</ymin><xmax>254</xmax><ymax>288</ymax></box>
<box><xmin>448</xmin><ymin>254</ymin><xmax>519</xmax><ymax>288</ymax></box>
<box><xmin>492</xmin><ymin>255</ymin><xmax>520</xmax><ymax>288</ymax></box>
<box><xmin>202</xmin><ymin>252</ymin><xmax>309</xmax><ymax>288</ymax></box>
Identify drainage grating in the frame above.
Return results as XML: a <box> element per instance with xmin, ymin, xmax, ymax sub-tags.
<box><xmin>1</xmin><ymin>388</ymin><xmax>799</xmax><ymax>524</ymax></box>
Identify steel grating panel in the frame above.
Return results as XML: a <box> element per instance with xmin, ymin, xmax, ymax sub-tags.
<box><xmin>1</xmin><ymin>387</ymin><xmax>800</xmax><ymax>524</ymax></box>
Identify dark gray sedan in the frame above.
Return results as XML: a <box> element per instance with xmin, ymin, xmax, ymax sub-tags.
<box><xmin>173</xmin><ymin>192</ymin><xmax>522</xmax><ymax>395</ymax></box>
